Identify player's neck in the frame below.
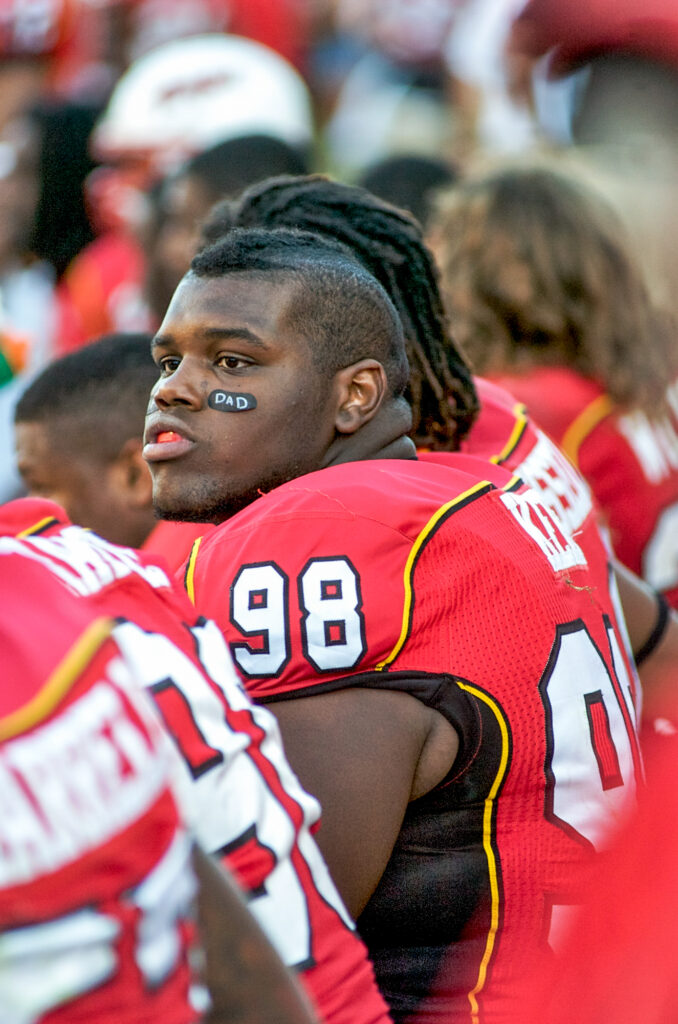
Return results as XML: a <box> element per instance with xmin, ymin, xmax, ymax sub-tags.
<box><xmin>323</xmin><ymin>398</ymin><xmax>416</xmax><ymax>467</ymax></box>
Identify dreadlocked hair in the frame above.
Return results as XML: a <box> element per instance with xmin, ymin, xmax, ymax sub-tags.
<box><xmin>200</xmin><ymin>174</ymin><xmax>479</xmax><ymax>449</ymax></box>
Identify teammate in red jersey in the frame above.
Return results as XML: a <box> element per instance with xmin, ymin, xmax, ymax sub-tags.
<box><xmin>0</xmin><ymin>496</ymin><xmax>391</xmax><ymax>1024</ymax></box>
<box><xmin>143</xmin><ymin>226</ymin><xmax>644</xmax><ymax>1022</ymax></box>
<box><xmin>0</xmin><ymin>546</ymin><xmax>320</xmax><ymax>1024</ymax></box>
<box><xmin>432</xmin><ymin>163</ymin><xmax>678</xmax><ymax>607</ymax></box>
<box><xmin>14</xmin><ymin>332</ymin><xmax>210</xmax><ymax>570</ymax></box>
<box><xmin>198</xmin><ymin>172</ymin><xmax>678</xmax><ymax>721</ymax></box>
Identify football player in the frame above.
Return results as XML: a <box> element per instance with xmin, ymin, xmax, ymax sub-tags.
<box><xmin>432</xmin><ymin>164</ymin><xmax>678</xmax><ymax>607</ymax></box>
<box><xmin>143</xmin><ymin>226</ymin><xmax>643</xmax><ymax>1022</ymax></box>
<box><xmin>0</xmin><ymin>496</ymin><xmax>392</xmax><ymax>1024</ymax></box>
<box><xmin>0</xmin><ymin>545</ymin><xmax>318</xmax><ymax>1024</ymax></box>
<box><xmin>198</xmin><ymin>173</ymin><xmax>678</xmax><ymax>724</ymax></box>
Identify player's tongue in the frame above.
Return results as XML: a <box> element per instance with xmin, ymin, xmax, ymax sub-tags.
<box><xmin>157</xmin><ymin>431</ymin><xmax>183</xmax><ymax>443</ymax></box>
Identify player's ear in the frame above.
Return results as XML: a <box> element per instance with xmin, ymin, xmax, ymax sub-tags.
<box><xmin>333</xmin><ymin>359</ymin><xmax>387</xmax><ymax>435</ymax></box>
<box><xmin>111</xmin><ymin>438</ymin><xmax>153</xmax><ymax>508</ymax></box>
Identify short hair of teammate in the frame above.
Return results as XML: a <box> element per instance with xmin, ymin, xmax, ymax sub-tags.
<box><xmin>14</xmin><ymin>331</ymin><xmax>159</xmax><ymax>548</ymax></box>
<box><xmin>433</xmin><ymin>164</ymin><xmax>678</xmax><ymax>411</ymax></box>
<box><xmin>190</xmin><ymin>226</ymin><xmax>410</xmax><ymax>397</ymax></box>
<box><xmin>198</xmin><ymin>174</ymin><xmax>479</xmax><ymax>449</ymax></box>
<box><xmin>15</xmin><ymin>330</ymin><xmax>156</xmax><ymax>459</ymax></box>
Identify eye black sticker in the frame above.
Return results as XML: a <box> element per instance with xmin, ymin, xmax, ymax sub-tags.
<box><xmin>208</xmin><ymin>390</ymin><xmax>257</xmax><ymax>412</ymax></box>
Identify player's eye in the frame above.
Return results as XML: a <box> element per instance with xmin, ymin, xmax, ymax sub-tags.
<box><xmin>216</xmin><ymin>353</ymin><xmax>250</xmax><ymax>371</ymax></box>
<box><xmin>158</xmin><ymin>355</ymin><xmax>181</xmax><ymax>375</ymax></box>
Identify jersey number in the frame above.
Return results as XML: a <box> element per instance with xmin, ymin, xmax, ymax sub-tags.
<box><xmin>114</xmin><ymin>618</ymin><xmax>354</xmax><ymax>970</ymax></box>
<box><xmin>230</xmin><ymin>558</ymin><xmax>367</xmax><ymax>677</ymax></box>
<box><xmin>541</xmin><ymin>621</ymin><xmax>639</xmax><ymax>849</ymax></box>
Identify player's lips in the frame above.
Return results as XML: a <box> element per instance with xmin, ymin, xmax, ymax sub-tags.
<box><xmin>143</xmin><ymin>418</ymin><xmax>196</xmax><ymax>461</ymax></box>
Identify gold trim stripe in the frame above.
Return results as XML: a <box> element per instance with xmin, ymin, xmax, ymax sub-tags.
<box><xmin>376</xmin><ymin>481</ymin><xmax>492</xmax><ymax>670</ymax></box>
<box><xmin>0</xmin><ymin>617</ymin><xmax>113</xmax><ymax>741</ymax></box>
<box><xmin>560</xmin><ymin>395</ymin><xmax>614</xmax><ymax>467</ymax></box>
<box><xmin>456</xmin><ymin>681</ymin><xmax>511</xmax><ymax>1024</ymax></box>
<box><xmin>184</xmin><ymin>536</ymin><xmax>203</xmax><ymax>604</ymax></box>
<box><xmin>491</xmin><ymin>402</ymin><xmax>529</xmax><ymax>464</ymax></box>
<box><xmin>16</xmin><ymin>516</ymin><xmax>58</xmax><ymax>538</ymax></box>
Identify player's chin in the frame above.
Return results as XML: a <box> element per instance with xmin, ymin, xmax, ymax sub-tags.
<box><xmin>151</xmin><ymin>481</ymin><xmax>211</xmax><ymax>524</ymax></box>
<box><xmin>153</xmin><ymin>502</ymin><xmax>212</xmax><ymax>524</ymax></box>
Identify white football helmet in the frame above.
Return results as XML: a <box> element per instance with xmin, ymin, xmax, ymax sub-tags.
<box><xmin>92</xmin><ymin>32</ymin><xmax>314</xmax><ymax>176</ymax></box>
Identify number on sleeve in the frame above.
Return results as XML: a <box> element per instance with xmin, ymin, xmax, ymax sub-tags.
<box><xmin>230</xmin><ymin>563</ymin><xmax>290</xmax><ymax>677</ymax></box>
<box><xmin>299</xmin><ymin>557</ymin><xmax>366</xmax><ymax>672</ymax></box>
<box><xmin>541</xmin><ymin>622</ymin><xmax>640</xmax><ymax>849</ymax></box>
<box><xmin>229</xmin><ymin>558</ymin><xmax>368</xmax><ymax>676</ymax></box>
<box><xmin>112</xmin><ymin>618</ymin><xmax>353</xmax><ymax>970</ymax></box>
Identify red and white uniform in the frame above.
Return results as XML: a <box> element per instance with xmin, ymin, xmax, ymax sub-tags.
<box><xmin>0</xmin><ymin>497</ymin><xmax>391</xmax><ymax>1024</ymax></box>
<box><xmin>183</xmin><ymin>456</ymin><xmax>642</xmax><ymax>1023</ymax></box>
<box><xmin>488</xmin><ymin>367</ymin><xmax>678</xmax><ymax>607</ymax></box>
<box><xmin>0</xmin><ymin>555</ymin><xmax>198</xmax><ymax>1022</ymax></box>
<box><xmin>455</xmin><ymin>376</ymin><xmax>640</xmax><ymax>709</ymax></box>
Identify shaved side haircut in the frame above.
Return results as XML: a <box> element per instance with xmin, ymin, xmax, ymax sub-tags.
<box><xmin>190</xmin><ymin>227</ymin><xmax>409</xmax><ymax>397</ymax></box>
<box><xmin>199</xmin><ymin>174</ymin><xmax>478</xmax><ymax>448</ymax></box>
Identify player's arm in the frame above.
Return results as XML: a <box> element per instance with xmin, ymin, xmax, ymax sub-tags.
<box><xmin>267</xmin><ymin>686</ymin><xmax>459</xmax><ymax>918</ymax></box>
<box><xmin>194</xmin><ymin>846</ymin><xmax>320</xmax><ymax>1024</ymax></box>
<box><xmin>614</xmin><ymin>561</ymin><xmax>678</xmax><ymax>723</ymax></box>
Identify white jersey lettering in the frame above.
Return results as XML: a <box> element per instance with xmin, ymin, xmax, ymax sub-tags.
<box><xmin>515</xmin><ymin>433</ymin><xmax>593</xmax><ymax>535</ymax></box>
<box><xmin>501</xmin><ymin>488</ymin><xmax>587</xmax><ymax>573</ymax></box>
<box><xmin>0</xmin><ymin>673</ymin><xmax>168</xmax><ymax>886</ymax></box>
<box><xmin>618</xmin><ymin>409</ymin><xmax>678</xmax><ymax>484</ymax></box>
<box><xmin>0</xmin><ymin>529</ymin><xmax>170</xmax><ymax>596</ymax></box>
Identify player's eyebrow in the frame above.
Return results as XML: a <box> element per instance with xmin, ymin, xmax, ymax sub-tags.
<box><xmin>152</xmin><ymin>327</ymin><xmax>271</xmax><ymax>351</ymax></box>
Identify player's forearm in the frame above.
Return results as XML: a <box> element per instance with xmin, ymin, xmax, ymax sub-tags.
<box><xmin>614</xmin><ymin>561</ymin><xmax>678</xmax><ymax>722</ymax></box>
<box><xmin>193</xmin><ymin>846</ymin><xmax>320</xmax><ymax>1024</ymax></box>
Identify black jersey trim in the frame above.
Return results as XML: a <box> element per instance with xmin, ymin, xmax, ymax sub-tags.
<box><xmin>633</xmin><ymin>592</ymin><xmax>671</xmax><ymax>667</ymax></box>
<box><xmin>376</xmin><ymin>481</ymin><xmax>495</xmax><ymax>671</ymax></box>
<box><xmin>490</xmin><ymin>402</ymin><xmax>529</xmax><ymax>465</ymax></box>
<box><xmin>15</xmin><ymin>515</ymin><xmax>60</xmax><ymax>538</ymax></box>
<box><xmin>456</xmin><ymin>679</ymin><xmax>511</xmax><ymax>1020</ymax></box>
<box><xmin>184</xmin><ymin>536</ymin><xmax>204</xmax><ymax>603</ymax></box>
<box><xmin>256</xmin><ymin>668</ymin><xmax>484</xmax><ymax>782</ymax></box>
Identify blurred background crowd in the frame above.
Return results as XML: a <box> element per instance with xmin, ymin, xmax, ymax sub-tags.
<box><xmin>4</xmin><ymin>4</ymin><xmax>678</xmax><ymax>1021</ymax></box>
<box><xmin>3</xmin><ymin>0</ymin><xmax>678</xmax><ymax>506</ymax></box>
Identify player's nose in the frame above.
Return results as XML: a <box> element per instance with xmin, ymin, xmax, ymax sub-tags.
<box><xmin>150</xmin><ymin>360</ymin><xmax>205</xmax><ymax>410</ymax></box>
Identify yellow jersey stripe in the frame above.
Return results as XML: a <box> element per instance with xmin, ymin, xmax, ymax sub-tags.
<box><xmin>491</xmin><ymin>403</ymin><xmax>529</xmax><ymax>464</ymax></box>
<box><xmin>560</xmin><ymin>395</ymin><xmax>614</xmax><ymax>467</ymax></box>
<box><xmin>376</xmin><ymin>481</ymin><xmax>492</xmax><ymax>670</ymax></box>
<box><xmin>0</xmin><ymin>617</ymin><xmax>113</xmax><ymax>741</ymax></box>
<box><xmin>184</xmin><ymin>536</ymin><xmax>203</xmax><ymax>604</ymax></box>
<box><xmin>456</xmin><ymin>681</ymin><xmax>511</xmax><ymax>1024</ymax></box>
<box><xmin>16</xmin><ymin>516</ymin><xmax>59</xmax><ymax>538</ymax></box>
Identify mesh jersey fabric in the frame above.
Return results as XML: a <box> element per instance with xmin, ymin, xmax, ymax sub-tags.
<box><xmin>183</xmin><ymin>455</ymin><xmax>643</xmax><ymax>1023</ymax></box>
<box><xmin>0</xmin><ymin>556</ymin><xmax>197</xmax><ymax>1023</ymax></box>
<box><xmin>488</xmin><ymin>366</ymin><xmax>678</xmax><ymax>606</ymax></box>
<box><xmin>0</xmin><ymin>497</ymin><xmax>391</xmax><ymax>1024</ymax></box>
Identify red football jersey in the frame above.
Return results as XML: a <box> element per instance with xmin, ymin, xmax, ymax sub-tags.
<box><xmin>456</xmin><ymin>376</ymin><xmax>641</xmax><ymax>715</ymax></box>
<box><xmin>0</xmin><ymin>497</ymin><xmax>390</xmax><ymax>1024</ymax></box>
<box><xmin>0</xmin><ymin>554</ymin><xmax>198</xmax><ymax>1023</ymax></box>
<box><xmin>488</xmin><ymin>366</ymin><xmax>678</xmax><ymax>606</ymax></box>
<box><xmin>184</xmin><ymin>456</ymin><xmax>643</xmax><ymax>1024</ymax></box>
